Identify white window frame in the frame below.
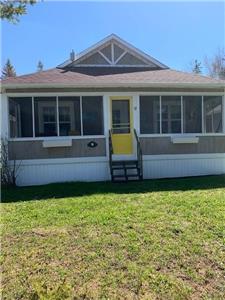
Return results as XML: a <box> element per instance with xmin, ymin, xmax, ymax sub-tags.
<box><xmin>8</xmin><ymin>94</ymin><xmax>105</xmax><ymax>141</ymax></box>
<box><xmin>182</xmin><ymin>95</ymin><xmax>202</xmax><ymax>134</ymax></box>
<box><xmin>203</xmin><ymin>95</ymin><xmax>224</xmax><ymax>134</ymax></box>
<box><xmin>8</xmin><ymin>96</ymin><xmax>34</xmax><ymax>139</ymax></box>
<box><xmin>34</xmin><ymin>97</ymin><xmax>58</xmax><ymax>137</ymax></box>
<box><xmin>58</xmin><ymin>97</ymin><xmax>80</xmax><ymax>136</ymax></box>
<box><xmin>139</xmin><ymin>94</ymin><xmax>225</xmax><ymax>137</ymax></box>
<box><xmin>6</xmin><ymin>92</ymin><xmax>225</xmax><ymax>141</ymax></box>
<box><xmin>161</xmin><ymin>96</ymin><xmax>182</xmax><ymax>134</ymax></box>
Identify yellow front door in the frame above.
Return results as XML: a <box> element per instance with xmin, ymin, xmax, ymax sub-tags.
<box><xmin>110</xmin><ymin>97</ymin><xmax>133</xmax><ymax>155</ymax></box>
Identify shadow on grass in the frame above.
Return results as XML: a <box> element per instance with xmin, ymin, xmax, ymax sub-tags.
<box><xmin>1</xmin><ymin>175</ymin><xmax>225</xmax><ymax>203</ymax></box>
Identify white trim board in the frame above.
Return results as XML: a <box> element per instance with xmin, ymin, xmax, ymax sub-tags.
<box><xmin>143</xmin><ymin>153</ymin><xmax>225</xmax><ymax>160</ymax></box>
<box><xmin>139</xmin><ymin>133</ymin><xmax>225</xmax><ymax>137</ymax></box>
<box><xmin>43</xmin><ymin>139</ymin><xmax>72</xmax><ymax>148</ymax></box>
<box><xmin>57</xmin><ymin>34</ymin><xmax>168</xmax><ymax>69</ymax></box>
<box><xmin>5</xmin><ymin>92</ymin><xmax>225</xmax><ymax>97</ymax></box>
<box><xmin>3</xmin><ymin>82</ymin><xmax>225</xmax><ymax>90</ymax></box>
<box><xmin>171</xmin><ymin>137</ymin><xmax>199</xmax><ymax>144</ymax></box>
<box><xmin>10</xmin><ymin>156</ymin><xmax>108</xmax><ymax>166</ymax></box>
<box><xmin>8</xmin><ymin>135</ymin><xmax>106</xmax><ymax>142</ymax></box>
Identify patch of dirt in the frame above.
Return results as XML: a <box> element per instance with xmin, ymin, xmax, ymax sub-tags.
<box><xmin>162</xmin><ymin>255</ymin><xmax>225</xmax><ymax>299</ymax></box>
<box><xmin>31</xmin><ymin>227</ymin><xmax>69</xmax><ymax>236</ymax></box>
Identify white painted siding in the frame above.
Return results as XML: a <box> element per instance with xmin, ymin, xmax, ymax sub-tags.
<box><xmin>15</xmin><ymin>158</ymin><xmax>110</xmax><ymax>186</ymax></box>
<box><xmin>143</xmin><ymin>154</ymin><xmax>225</xmax><ymax>179</ymax></box>
<box><xmin>13</xmin><ymin>154</ymin><xmax>225</xmax><ymax>186</ymax></box>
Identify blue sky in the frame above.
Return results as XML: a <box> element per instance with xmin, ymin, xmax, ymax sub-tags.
<box><xmin>2</xmin><ymin>1</ymin><xmax>225</xmax><ymax>75</ymax></box>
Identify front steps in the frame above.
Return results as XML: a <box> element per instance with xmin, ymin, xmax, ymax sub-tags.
<box><xmin>110</xmin><ymin>160</ymin><xmax>143</xmax><ymax>182</ymax></box>
<box><xmin>108</xmin><ymin>129</ymin><xmax>143</xmax><ymax>182</ymax></box>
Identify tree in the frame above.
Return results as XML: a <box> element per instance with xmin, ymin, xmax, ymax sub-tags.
<box><xmin>205</xmin><ymin>48</ymin><xmax>225</xmax><ymax>80</ymax></box>
<box><xmin>37</xmin><ymin>60</ymin><xmax>44</xmax><ymax>72</ymax></box>
<box><xmin>192</xmin><ymin>59</ymin><xmax>202</xmax><ymax>74</ymax></box>
<box><xmin>2</xmin><ymin>59</ymin><xmax>16</xmax><ymax>79</ymax></box>
<box><xmin>0</xmin><ymin>0</ymin><xmax>36</xmax><ymax>23</ymax></box>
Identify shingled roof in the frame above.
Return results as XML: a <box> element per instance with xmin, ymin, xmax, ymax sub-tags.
<box><xmin>1</xmin><ymin>34</ymin><xmax>225</xmax><ymax>90</ymax></box>
<box><xmin>2</xmin><ymin>67</ymin><xmax>225</xmax><ymax>89</ymax></box>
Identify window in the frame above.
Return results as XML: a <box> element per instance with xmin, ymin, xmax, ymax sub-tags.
<box><xmin>112</xmin><ymin>100</ymin><xmax>130</xmax><ymax>133</ymax></box>
<box><xmin>82</xmin><ymin>96</ymin><xmax>104</xmax><ymax>135</ymax></box>
<box><xmin>34</xmin><ymin>97</ymin><xmax>57</xmax><ymax>137</ymax></box>
<box><xmin>139</xmin><ymin>95</ymin><xmax>223</xmax><ymax>135</ymax></box>
<box><xmin>9</xmin><ymin>96</ymin><xmax>104</xmax><ymax>138</ymax></box>
<box><xmin>183</xmin><ymin>96</ymin><xmax>202</xmax><ymax>133</ymax></box>
<box><xmin>161</xmin><ymin>96</ymin><xmax>181</xmax><ymax>133</ymax></box>
<box><xmin>58</xmin><ymin>97</ymin><xmax>81</xmax><ymax>136</ymax></box>
<box><xmin>204</xmin><ymin>96</ymin><xmax>222</xmax><ymax>133</ymax></box>
<box><xmin>140</xmin><ymin>96</ymin><xmax>160</xmax><ymax>134</ymax></box>
<box><xmin>9</xmin><ymin>97</ymin><xmax>33</xmax><ymax>138</ymax></box>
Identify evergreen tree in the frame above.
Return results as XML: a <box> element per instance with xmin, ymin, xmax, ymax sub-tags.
<box><xmin>192</xmin><ymin>59</ymin><xmax>202</xmax><ymax>74</ymax></box>
<box><xmin>37</xmin><ymin>60</ymin><xmax>44</xmax><ymax>72</ymax></box>
<box><xmin>2</xmin><ymin>59</ymin><xmax>16</xmax><ymax>78</ymax></box>
<box><xmin>0</xmin><ymin>0</ymin><xmax>36</xmax><ymax>23</ymax></box>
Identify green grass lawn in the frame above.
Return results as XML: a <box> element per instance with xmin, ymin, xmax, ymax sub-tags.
<box><xmin>1</xmin><ymin>176</ymin><xmax>225</xmax><ymax>300</ymax></box>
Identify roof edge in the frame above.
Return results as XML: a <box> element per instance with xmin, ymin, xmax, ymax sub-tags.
<box><xmin>2</xmin><ymin>82</ymin><xmax>225</xmax><ymax>92</ymax></box>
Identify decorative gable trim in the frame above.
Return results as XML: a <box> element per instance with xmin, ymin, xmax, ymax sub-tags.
<box><xmin>58</xmin><ymin>34</ymin><xmax>169</xmax><ymax>69</ymax></box>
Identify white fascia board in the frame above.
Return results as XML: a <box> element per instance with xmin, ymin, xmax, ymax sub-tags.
<box><xmin>2</xmin><ymin>82</ymin><xmax>225</xmax><ymax>90</ymax></box>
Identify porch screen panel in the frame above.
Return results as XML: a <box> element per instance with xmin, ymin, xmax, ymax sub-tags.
<box><xmin>82</xmin><ymin>96</ymin><xmax>104</xmax><ymax>135</ymax></box>
<box><xmin>183</xmin><ymin>96</ymin><xmax>202</xmax><ymax>133</ymax></box>
<box><xmin>9</xmin><ymin>97</ymin><xmax>33</xmax><ymax>138</ymax></box>
<box><xmin>140</xmin><ymin>96</ymin><xmax>160</xmax><ymax>134</ymax></box>
<box><xmin>161</xmin><ymin>96</ymin><xmax>181</xmax><ymax>133</ymax></box>
<box><xmin>34</xmin><ymin>97</ymin><xmax>57</xmax><ymax>137</ymax></box>
<box><xmin>204</xmin><ymin>96</ymin><xmax>222</xmax><ymax>133</ymax></box>
<box><xmin>58</xmin><ymin>97</ymin><xmax>81</xmax><ymax>136</ymax></box>
<box><xmin>112</xmin><ymin>100</ymin><xmax>130</xmax><ymax>134</ymax></box>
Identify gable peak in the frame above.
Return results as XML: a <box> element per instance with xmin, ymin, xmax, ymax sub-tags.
<box><xmin>58</xmin><ymin>34</ymin><xmax>168</xmax><ymax>69</ymax></box>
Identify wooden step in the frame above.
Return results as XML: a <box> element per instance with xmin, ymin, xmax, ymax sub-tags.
<box><xmin>111</xmin><ymin>160</ymin><xmax>138</xmax><ymax>165</ymax></box>
<box><xmin>112</xmin><ymin>165</ymin><xmax>139</xmax><ymax>171</ymax></box>
<box><xmin>110</xmin><ymin>159</ymin><xmax>142</xmax><ymax>182</ymax></box>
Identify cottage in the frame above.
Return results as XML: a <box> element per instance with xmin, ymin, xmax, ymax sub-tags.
<box><xmin>1</xmin><ymin>34</ymin><xmax>225</xmax><ymax>185</ymax></box>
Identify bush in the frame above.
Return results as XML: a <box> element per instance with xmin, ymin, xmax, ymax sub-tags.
<box><xmin>1</xmin><ymin>138</ymin><xmax>20</xmax><ymax>186</ymax></box>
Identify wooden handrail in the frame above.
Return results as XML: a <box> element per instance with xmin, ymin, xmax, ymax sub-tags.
<box><xmin>133</xmin><ymin>129</ymin><xmax>143</xmax><ymax>179</ymax></box>
<box><xmin>109</xmin><ymin>130</ymin><xmax>113</xmax><ymax>173</ymax></box>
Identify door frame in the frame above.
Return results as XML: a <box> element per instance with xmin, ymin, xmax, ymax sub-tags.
<box><xmin>109</xmin><ymin>96</ymin><xmax>134</xmax><ymax>156</ymax></box>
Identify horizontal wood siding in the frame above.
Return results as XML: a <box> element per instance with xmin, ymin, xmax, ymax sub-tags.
<box><xmin>140</xmin><ymin>136</ymin><xmax>225</xmax><ymax>155</ymax></box>
<box><xmin>9</xmin><ymin>138</ymin><xmax>106</xmax><ymax>160</ymax></box>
